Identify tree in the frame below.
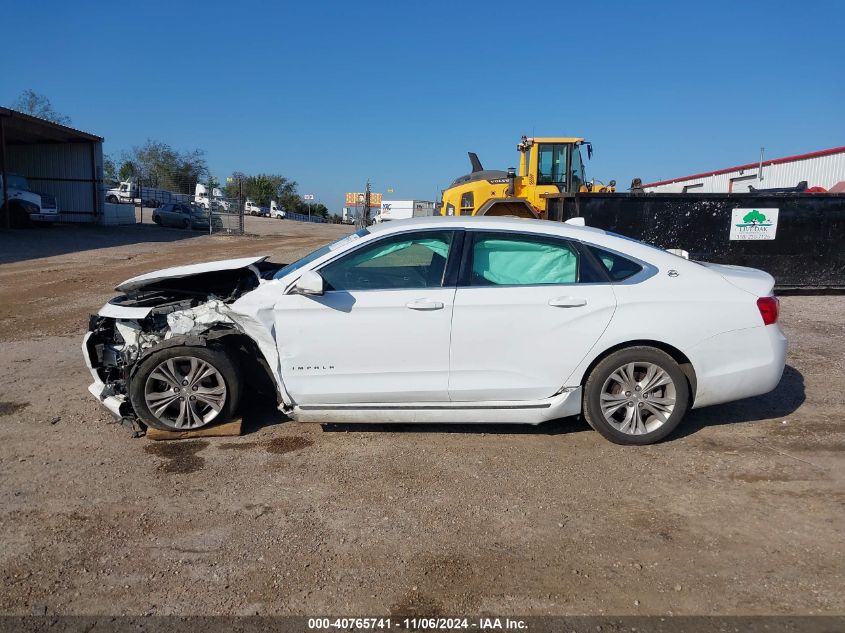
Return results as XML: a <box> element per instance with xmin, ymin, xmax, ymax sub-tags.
<box><xmin>118</xmin><ymin>160</ymin><xmax>137</xmax><ymax>181</ymax></box>
<box><xmin>310</xmin><ymin>203</ymin><xmax>328</xmax><ymax>218</ymax></box>
<box><xmin>11</xmin><ymin>90</ymin><xmax>71</xmax><ymax>125</ymax></box>
<box><xmin>103</xmin><ymin>154</ymin><xmax>118</xmax><ymax>183</ymax></box>
<box><xmin>118</xmin><ymin>140</ymin><xmax>207</xmax><ymax>193</ymax></box>
<box><xmin>224</xmin><ymin>172</ymin><xmax>302</xmax><ymax>208</ymax></box>
<box><xmin>742</xmin><ymin>209</ymin><xmax>768</xmax><ymax>225</ymax></box>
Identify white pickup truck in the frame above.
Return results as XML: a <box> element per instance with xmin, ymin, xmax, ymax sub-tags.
<box><xmin>0</xmin><ymin>173</ymin><xmax>59</xmax><ymax>225</ymax></box>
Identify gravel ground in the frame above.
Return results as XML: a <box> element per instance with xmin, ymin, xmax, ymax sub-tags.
<box><xmin>0</xmin><ymin>222</ymin><xmax>842</xmax><ymax>617</ymax></box>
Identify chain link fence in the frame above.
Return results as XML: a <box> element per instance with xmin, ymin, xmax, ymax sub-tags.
<box><xmin>101</xmin><ymin>174</ymin><xmax>344</xmax><ymax>234</ymax></box>
<box><xmin>102</xmin><ymin>175</ymin><xmax>245</xmax><ymax>235</ymax></box>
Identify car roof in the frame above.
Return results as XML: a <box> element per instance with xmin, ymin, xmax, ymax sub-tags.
<box><xmin>364</xmin><ymin>216</ymin><xmax>686</xmax><ymax>270</ymax></box>
<box><xmin>367</xmin><ymin>215</ymin><xmax>608</xmax><ymax>239</ymax></box>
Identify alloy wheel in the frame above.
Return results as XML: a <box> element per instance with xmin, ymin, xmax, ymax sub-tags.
<box><xmin>599</xmin><ymin>361</ymin><xmax>677</xmax><ymax>435</ymax></box>
<box><xmin>144</xmin><ymin>356</ymin><xmax>227</xmax><ymax>429</ymax></box>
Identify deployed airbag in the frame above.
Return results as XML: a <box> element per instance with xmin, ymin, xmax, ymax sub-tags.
<box><xmin>473</xmin><ymin>238</ymin><xmax>577</xmax><ymax>285</ymax></box>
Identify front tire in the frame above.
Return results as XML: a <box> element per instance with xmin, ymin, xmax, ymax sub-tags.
<box><xmin>129</xmin><ymin>346</ymin><xmax>240</xmax><ymax>431</ymax></box>
<box><xmin>583</xmin><ymin>346</ymin><xmax>689</xmax><ymax>445</ymax></box>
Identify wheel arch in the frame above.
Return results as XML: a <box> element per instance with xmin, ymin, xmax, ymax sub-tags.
<box><xmin>475</xmin><ymin>198</ymin><xmax>539</xmax><ymax>219</ymax></box>
<box><xmin>211</xmin><ymin>330</ymin><xmax>280</xmax><ymax>402</ymax></box>
<box><xmin>130</xmin><ymin>328</ymin><xmax>278</xmax><ymax>401</ymax></box>
<box><xmin>579</xmin><ymin>339</ymin><xmax>698</xmax><ymax>406</ymax></box>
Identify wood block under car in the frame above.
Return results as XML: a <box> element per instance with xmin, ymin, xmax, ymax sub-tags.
<box><xmin>145</xmin><ymin>418</ymin><xmax>243</xmax><ymax>441</ymax></box>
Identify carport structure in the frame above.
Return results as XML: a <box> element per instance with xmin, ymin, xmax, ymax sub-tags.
<box><xmin>0</xmin><ymin>106</ymin><xmax>104</xmax><ymax>228</ymax></box>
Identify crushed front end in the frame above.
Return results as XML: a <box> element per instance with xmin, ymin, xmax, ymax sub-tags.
<box><xmin>82</xmin><ymin>256</ymin><xmax>287</xmax><ymax>428</ymax></box>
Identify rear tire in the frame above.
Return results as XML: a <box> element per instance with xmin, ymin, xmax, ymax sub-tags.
<box><xmin>583</xmin><ymin>346</ymin><xmax>689</xmax><ymax>445</ymax></box>
<box><xmin>129</xmin><ymin>346</ymin><xmax>240</xmax><ymax>431</ymax></box>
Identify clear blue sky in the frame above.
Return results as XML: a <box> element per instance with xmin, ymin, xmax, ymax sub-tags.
<box><xmin>2</xmin><ymin>0</ymin><xmax>843</xmax><ymax>209</ymax></box>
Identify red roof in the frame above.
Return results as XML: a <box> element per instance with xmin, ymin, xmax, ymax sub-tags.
<box><xmin>642</xmin><ymin>146</ymin><xmax>845</xmax><ymax>188</ymax></box>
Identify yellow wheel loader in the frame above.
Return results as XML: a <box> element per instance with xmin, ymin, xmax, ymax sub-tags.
<box><xmin>439</xmin><ymin>136</ymin><xmax>615</xmax><ymax>218</ymax></box>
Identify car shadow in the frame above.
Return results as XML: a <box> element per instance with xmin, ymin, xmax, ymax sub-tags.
<box><xmin>320</xmin><ymin>417</ymin><xmax>592</xmax><ymax>436</ymax></box>
<box><xmin>671</xmin><ymin>364</ymin><xmax>806</xmax><ymax>440</ymax></box>
<box><xmin>319</xmin><ymin>365</ymin><xmax>806</xmax><ymax>440</ymax></box>
<box><xmin>0</xmin><ymin>223</ymin><xmax>204</xmax><ymax>265</ymax></box>
<box><xmin>236</xmin><ymin>365</ymin><xmax>805</xmax><ymax>440</ymax></box>
<box><xmin>239</xmin><ymin>400</ymin><xmax>291</xmax><ymax>435</ymax></box>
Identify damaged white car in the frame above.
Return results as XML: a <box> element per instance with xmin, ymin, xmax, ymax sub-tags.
<box><xmin>83</xmin><ymin>216</ymin><xmax>787</xmax><ymax>445</ymax></box>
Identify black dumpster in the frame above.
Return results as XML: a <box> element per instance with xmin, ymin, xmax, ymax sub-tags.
<box><xmin>550</xmin><ymin>193</ymin><xmax>845</xmax><ymax>291</ymax></box>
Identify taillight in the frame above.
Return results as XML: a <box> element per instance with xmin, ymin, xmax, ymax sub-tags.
<box><xmin>757</xmin><ymin>296</ymin><xmax>779</xmax><ymax>325</ymax></box>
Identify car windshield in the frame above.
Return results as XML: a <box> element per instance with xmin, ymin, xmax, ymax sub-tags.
<box><xmin>273</xmin><ymin>229</ymin><xmax>370</xmax><ymax>279</ymax></box>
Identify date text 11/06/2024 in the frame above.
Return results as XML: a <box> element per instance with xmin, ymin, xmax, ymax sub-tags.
<box><xmin>308</xmin><ymin>617</ymin><xmax>528</xmax><ymax>630</ymax></box>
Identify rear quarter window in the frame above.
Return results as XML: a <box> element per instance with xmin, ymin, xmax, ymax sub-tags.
<box><xmin>587</xmin><ymin>246</ymin><xmax>643</xmax><ymax>281</ymax></box>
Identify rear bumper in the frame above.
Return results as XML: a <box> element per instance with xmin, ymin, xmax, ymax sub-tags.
<box><xmin>689</xmin><ymin>325</ymin><xmax>787</xmax><ymax>409</ymax></box>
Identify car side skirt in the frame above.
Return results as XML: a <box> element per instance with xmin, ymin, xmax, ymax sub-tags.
<box><xmin>290</xmin><ymin>387</ymin><xmax>582</xmax><ymax>425</ymax></box>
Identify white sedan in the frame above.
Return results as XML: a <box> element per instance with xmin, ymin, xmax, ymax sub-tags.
<box><xmin>83</xmin><ymin>216</ymin><xmax>787</xmax><ymax>445</ymax></box>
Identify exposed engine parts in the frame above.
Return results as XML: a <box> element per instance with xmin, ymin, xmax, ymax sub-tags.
<box><xmin>83</xmin><ymin>259</ymin><xmax>286</xmax><ymax>429</ymax></box>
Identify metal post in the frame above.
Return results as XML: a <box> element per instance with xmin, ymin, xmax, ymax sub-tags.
<box><xmin>90</xmin><ymin>142</ymin><xmax>99</xmax><ymax>221</ymax></box>
<box><xmin>758</xmin><ymin>147</ymin><xmax>765</xmax><ymax>182</ymax></box>
<box><xmin>208</xmin><ymin>174</ymin><xmax>212</xmax><ymax>236</ymax></box>
<box><xmin>0</xmin><ymin>116</ymin><xmax>9</xmax><ymax>229</ymax></box>
<box><xmin>363</xmin><ymin>180</ymin><xmax>371</xmax><ymax>227</ymax></box>
<box><xmin>138</xmin><ymin>178</ymin><xmax>143</xmax><ymax>225</ymax></box>
<box><xmin>238</xmin><ymin>177</ymin><xmax>244</xmax><ymax>234</ymax></box>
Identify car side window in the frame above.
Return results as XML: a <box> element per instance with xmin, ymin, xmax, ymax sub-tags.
<box><xmin>587</xmin><ymin>245</ymin><xmax>643</xmax><ymax>281</ymax></box>
<box><xmin>319</xmin><ymin>231</ymin><xmax>454</xmax><ymax>291</ymax></box>
<box><xmin>470</xmin><ymin>233</ymin><xmax>579</xmax><ymax>286</ymax></box>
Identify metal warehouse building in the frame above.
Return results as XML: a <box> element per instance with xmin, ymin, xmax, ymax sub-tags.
<box><xmin>1</xmin><ymin>107</ymin><xmax>104</xmax><ymax>226</ymax></box>
<box><xmin>643</xmin><ymin>146</ymin><xmax>845</xmax><ymax>193</ymax></box>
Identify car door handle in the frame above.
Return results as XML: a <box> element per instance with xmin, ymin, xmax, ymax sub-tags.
<box><xmin>549</xmin><ymin>296</ymin><xmax>587</xmax><ymax>308</ymax></box>
<box><xmin>406</xmin><ymin>299</ymin><xmax>444</xmax><ymax>311</ymax></box>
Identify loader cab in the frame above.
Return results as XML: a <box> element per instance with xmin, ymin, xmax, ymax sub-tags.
<box><xmin>530</xmin><ymin>139</ymin><xmax>586</xmax><ymax>193</ymax></box>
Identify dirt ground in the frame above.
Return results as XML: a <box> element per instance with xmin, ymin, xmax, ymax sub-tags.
<box><xmin>0</xmin><ymin>222</ymin><xmax>842</xmax><ymax>617</ymax></box>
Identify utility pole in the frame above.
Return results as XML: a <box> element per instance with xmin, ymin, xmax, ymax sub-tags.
<box><xmin>1</xmin><ymin>115</ymin><xmax>9</xmax><ymax>229</ymax></box>
<box><xmin>207</xmin><ymin>172</ymin><xmax>215</xmax><ymax>236</ymax></box>
<box><xmin>238</xmin><ymin>176</ymin><xmax>244</xmax><ymax>234</ymax></box>
<box><xmin>358</xmin><ymin>180</ymin><xmax>371</xmax><ymax>229</ymax></box>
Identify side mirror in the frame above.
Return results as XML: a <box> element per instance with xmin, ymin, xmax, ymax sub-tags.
<box><xmin>293</xmin><ymin>270</ymin><xmax>324</xmax><ymax>296</ymax></box>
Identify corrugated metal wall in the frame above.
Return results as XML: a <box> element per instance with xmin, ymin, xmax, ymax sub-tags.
<box><xmin>645</xmin><ymin>152</ymin><xmax>845</xmax><ymax>193</ymax></box>
<box><xmin>6</xmin><ymin>141</ymin><xmax>103</xmax><ymax>222</ymax></box>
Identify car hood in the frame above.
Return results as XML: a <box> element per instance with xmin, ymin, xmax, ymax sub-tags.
<box><xmin>116</xmin><ymin>256</ymin><xmax>268</xmax><ymax>292</ymax></box>
<box><xmin>700</xmin><ymin>262</ymin><xmax>775</xmax><ymax>296</ymax></box>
